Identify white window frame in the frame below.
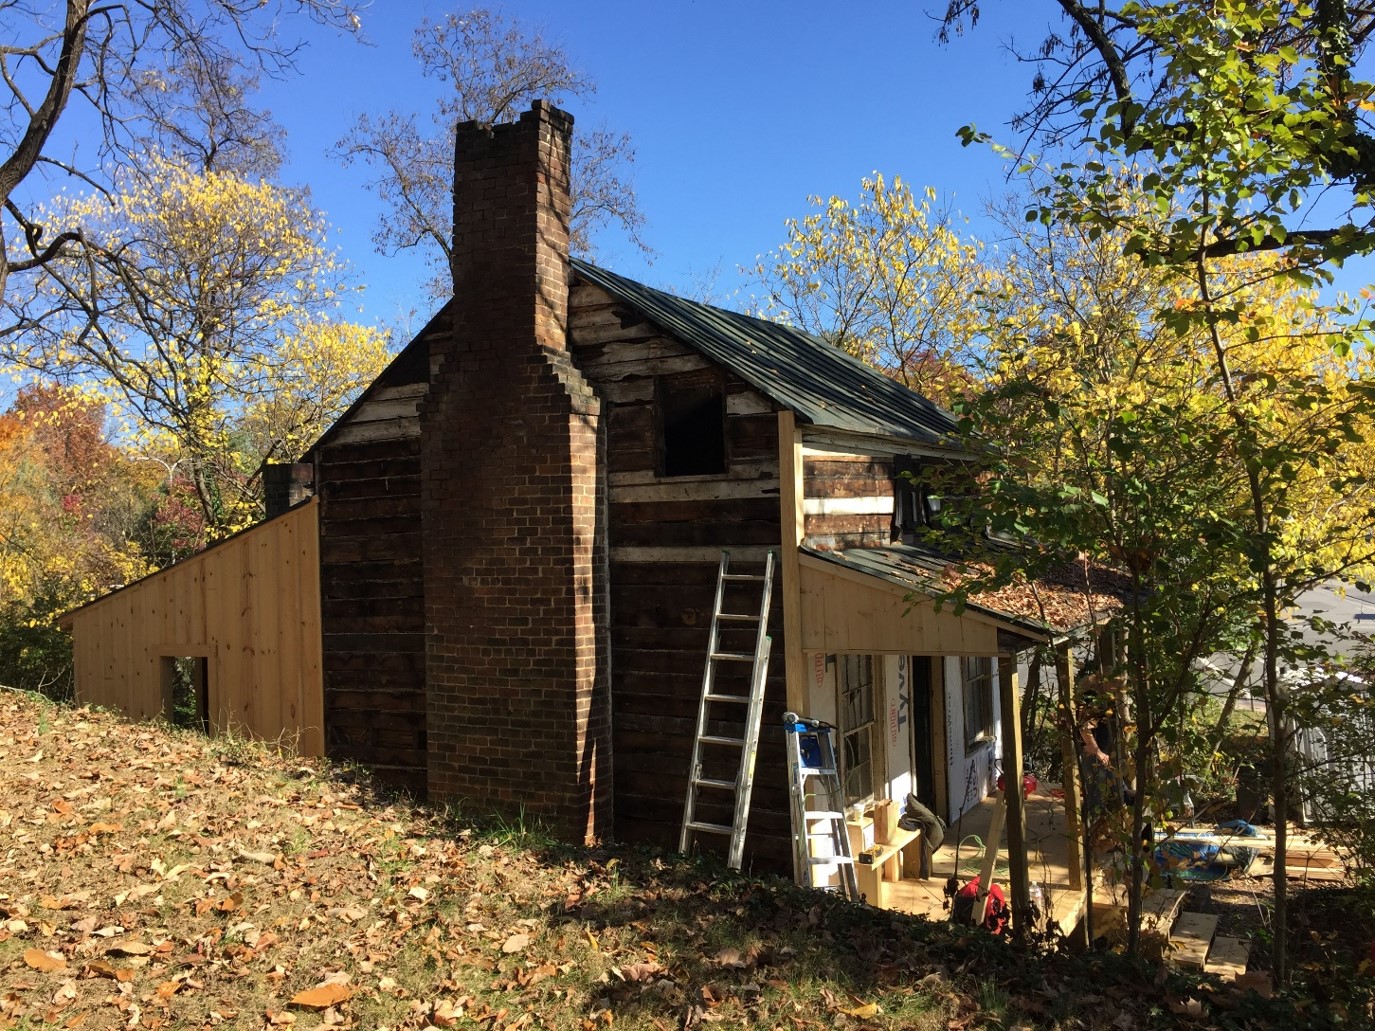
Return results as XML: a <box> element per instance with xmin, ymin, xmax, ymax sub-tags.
<box><xmin>837</xmin><ymin>654</ymin><xmax>879</xmax><ymax>806</ymax></box>
<box><xmin>962</xmin><ymin>656</ymin><xmax>994</xmax><ymax>752</ymax></box>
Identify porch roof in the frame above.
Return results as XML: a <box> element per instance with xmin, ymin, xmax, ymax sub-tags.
<box><xmin>801</xmin><ymin>542</ymin><xmax>1126</xmax><ymax>644</ymax></box>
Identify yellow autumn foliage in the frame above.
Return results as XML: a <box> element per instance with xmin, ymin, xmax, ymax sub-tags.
<box><xmin>750</xmin><ymin>174</ymin><xmax>986</xmax><ymax>407</ymax></box>
<box><xmin>979</xmin><ymin>208</ymin><xmax>1375</xmax><ymax>592</ymax></box>
<box><xmin>6</xmin><ymin>154</ymin><xmax>390</xmax><ymax>535</ymax></box>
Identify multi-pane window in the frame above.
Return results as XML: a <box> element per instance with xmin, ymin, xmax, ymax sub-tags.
<box><xmin>962</xmin><ymin>656</ymin><xmax>994</xmax><ymax>751</ymax></box>
<box><xmin>837</xmin><ymin>654</ymin><xmax>877</xmax><ymax>805</ymax></box>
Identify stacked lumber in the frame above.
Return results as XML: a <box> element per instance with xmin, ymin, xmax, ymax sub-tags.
<box><xmin>1243</xmin><ymin>829</ymin><xmax>1348</xmax><ymax>882</ymax></box>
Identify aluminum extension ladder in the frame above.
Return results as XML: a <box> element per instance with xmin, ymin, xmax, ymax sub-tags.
<box><xmin>783</xmin><ymin>713</ymin><xmax>860</xmax><ymax>901</ymax></box>
<box><xmin>679</xmin><ymin>550</ymin><xmax>776</xmax><ymax>869</ymax></box>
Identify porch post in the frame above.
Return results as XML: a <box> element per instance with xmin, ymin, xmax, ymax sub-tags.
<box><xmin>998</xmin><ymin>654</ymin><xmax>1032</xmax><ymax>940</ymax></box>
<box><xmin>1055</xmin><ymin>644</ymin><xmax>1085</xmax><ymax>891</ymax></box>
<box><xmin>777</xmin><ymin>410</ymin><xmax>806</xmax><ymax>714</ymax></box>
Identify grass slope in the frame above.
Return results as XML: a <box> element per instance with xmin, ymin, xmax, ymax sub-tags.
<box><xmin>0</xmin><ymin>690</ymin><xmax>1346</xmax><ymax>1029</ymax></box>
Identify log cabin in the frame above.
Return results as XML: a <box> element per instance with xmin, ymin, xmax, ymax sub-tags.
<box><xmin>61</xmin><ymin>103</ymin><xmax>1120</xmax><ymax>913</ymax></box>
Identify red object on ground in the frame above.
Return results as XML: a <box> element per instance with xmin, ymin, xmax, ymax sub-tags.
<box><xmin>953</xmin><ymin>876</ymin><xmax>1009</xmax><ymax>935</ymax></box>
<box><xmin>996</xmin><ymin>771</ymin><xmax>1040</xmax><ymax>796</ymax></box>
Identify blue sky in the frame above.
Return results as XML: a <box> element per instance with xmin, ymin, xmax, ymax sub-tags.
<box><xmin>265</xmin><ymin>1</ymin><xmax>1067</xmax><ymax>332</ymax></box>
<box><xmin>3</xmin><ymin>1</ymin><xmax>1370</xmax><ymax>350</ymax></box>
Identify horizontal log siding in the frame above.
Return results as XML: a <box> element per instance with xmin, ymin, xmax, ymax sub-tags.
<box><xmin>316</xmin><ymin>332</ymin><xmax>434</xmax><ymax>795</ymax></box>
<box><xmin>803</xmin><ymin>454</ymin><xmax>895</xmax><ymax>548</ymax></box>
<box><xmin>570</xmin><ymin>280</ymin><xmax>792</xmax><ymax>871</ymax></box>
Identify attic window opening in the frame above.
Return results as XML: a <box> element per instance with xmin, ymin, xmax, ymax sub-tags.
<box><xmin>658</xmin><ymin>372</ymin><xmax>726</xmax><ymax>477</ymax></box>
<box><xmin>892</xmin><ymin>455</ymin><xmax>927</xmax><ymax>542</ymax></box>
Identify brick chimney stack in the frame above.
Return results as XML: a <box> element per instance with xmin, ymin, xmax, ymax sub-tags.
<box><xmin>419</xmin><ymin>102</ymin><xmax>611</xmax><ymax>842</ymax></box>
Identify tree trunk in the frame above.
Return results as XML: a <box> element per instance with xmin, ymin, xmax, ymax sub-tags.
<box><xmin>1210</xmin><ymin>629</ymin><xmax>1259</xmax><ymax>752</ymax></box>
<box><xmin>1262</xmin><ymin>572</ymin><xmax>1290</xmax><ymax>984</ymax></box>
<box><xmin>1124</xmin><ymin>581</ymin><xmax>1151</xmax><ymax>957</ymax></box>
<box><xmin>1022</xmin><ymin>650</ymin><xmax>1044</xmax><ymax>769</ymax></box>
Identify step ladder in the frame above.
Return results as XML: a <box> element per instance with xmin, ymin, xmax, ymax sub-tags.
<box><xmin>783</xmin><ymin>713</ymin><xmax>860</xmax><ymax>902</ymax></box>
<box><xmin>679</xmin><ymin>551</ymin><xmax>776</xmax><ymax>869</ymax></box>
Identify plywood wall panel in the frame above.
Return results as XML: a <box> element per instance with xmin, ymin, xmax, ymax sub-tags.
<box><xmin>66</xmin><ymin>500</ymin><xmax>324</xmax><ymax>755</ymax></box>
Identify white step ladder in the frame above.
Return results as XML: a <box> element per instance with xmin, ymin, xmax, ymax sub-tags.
<box><xmin>679</xmin><ymin>551</ymin><xmax>776</xmax><ymax>869</ymax></box>
<box><xmin>784</xmin><ymin>713</ymin><xmax>860</xmax><ymax>902</ymax></box>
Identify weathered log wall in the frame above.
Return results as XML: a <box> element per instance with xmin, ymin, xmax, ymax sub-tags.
<box><xmin>570</xmin><ymin>280</ymin><xmax>792</xmax><ymax>868</ymax></box>
<box><xmin>802</xmin><ymin>451</ymin><xmax>896</xmax><ymax>548</ymax></box>
<box><xmin>311</xmin><ymin>315</ymin><xmax>439</xmax><ymax>793</ymax></box>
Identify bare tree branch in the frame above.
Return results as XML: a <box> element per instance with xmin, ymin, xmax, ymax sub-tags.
<box><xmin>335</xmin><ymin>7</ymin><xmax>647</xmax><ymax>300</ymax></box>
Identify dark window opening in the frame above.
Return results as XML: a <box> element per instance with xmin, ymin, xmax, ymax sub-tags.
<box><xmin>659</xmin><ymin>373</ymin><xmax>726</xmax><ymax>477</ymax></box>
<box><xmin>927</xmin><ymin>492</ymin><xmax>978</xmax><ymax>531</ymax></box>
<box><xmin>892</xmin><ymin>455</ymin><xmax>923</xmax><ymax>541</ymax></box>
<box><xmin>894</xmin><ymin>455</ymin><xmax>981</xmax><ymax>542</ymax></box>
<box><xmin>161</xmin><ymin>656</ymin><xmax>209</xmax><ymax>733</ymax></box>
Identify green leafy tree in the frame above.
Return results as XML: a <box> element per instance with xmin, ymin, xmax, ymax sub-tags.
<box><xmin>949</xmin><ymin>0</ymin><xmax>1375</xmax><ymax>979</ymax></box>
<box><xmin>953</xmin><ymin>213</ymin><xmax>1266</xmax><ymax>946</ymax></box>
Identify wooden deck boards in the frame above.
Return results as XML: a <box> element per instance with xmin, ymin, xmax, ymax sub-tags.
<box><xmin>874</xmin><ymin>788</ymin><xmax>1087</xmax><ymax>932</ymax></box>
<box><xmin>1141</xmin><ymin>888</ymin><xmax>1190</xmax><ymax>933</ymax></box>
<box><xmin>1204</xmin><ymin>935</ymin><xmax>1250</xmax><ymax>979</ymax></box>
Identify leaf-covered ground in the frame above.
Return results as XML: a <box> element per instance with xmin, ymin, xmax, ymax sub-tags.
<box><xmin>0</xmin><ymin>690</ymin><xmax>1354</xmax><ymax>1030</ymax></box>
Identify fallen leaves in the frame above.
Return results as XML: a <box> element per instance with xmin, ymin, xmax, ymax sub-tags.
<box><xmin>289</xmin><ymin>982</ymin><xmax>353</xmax><ymax>1009</ymax></box>
<box><xmin>23</xmin><ymin>948</ymin><xmax>66</xmax><ymax>972</ymax></box>
<box><xmin>614</xmin><ymin>960</ymin><xmax>663</xmax><ymax>983</ymax></box>
<box><xmin>106</xmin><ymin>941</ymin><xmax>153</xmax><ymax>957</ymax></box>
<box><xmin>0</xmin><ymin>692</ymin><xmax>1330</xmax><ymax>1031</ymax></box>
<box><xmin>841</xmin><ymin>1000</ymin><xmax>881</xmax><ymax>1018</ymax></box>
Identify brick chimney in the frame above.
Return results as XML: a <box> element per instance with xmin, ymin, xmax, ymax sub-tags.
<box><xmin>419</xmin><ymin>102</ymin><xmax>612</xmax><ymax>843</ymax></box>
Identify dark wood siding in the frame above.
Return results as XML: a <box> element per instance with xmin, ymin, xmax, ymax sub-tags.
<box><xmin>803</xmin><ymin>454</ymin><xmax>894</xmax><ymax>548</ymax></box>
<box><xmin>570</xmin><ymin>279</ymin><xmax>791</xmax><ymax>871</ymax></box>
<box><xmin>313</xmin><ymin>321</ymin><xmax>438</xmax><ymax>795</ymax></box>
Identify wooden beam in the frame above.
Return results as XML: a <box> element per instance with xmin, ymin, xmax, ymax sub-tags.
<box><xmin>975</xmin><ymin>790</ymin><xmax>1006</xmax><ymax>923</ymax></box>
<box><xmin>998</xmin><ymin>654</ymin><xmax>1032</xmax><ymax>940</ymax></box>
<box><xmin>778</xmin><ymin>410</ymin><xmax>806</xmax><ymax>714</ymax></box>
<box><xmin>1055</xmin><ymin>645</ymin><xmax>1085</xmax><ymax>891</ymax></box>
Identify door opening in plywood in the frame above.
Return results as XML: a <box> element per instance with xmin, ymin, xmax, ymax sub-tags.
<box><xmin>909</xmin><ymin>656</ymin><xmax>937</xmax><ymax>811</ymax></box>
<box><xmin>161</xmin><ymin>656</ymin><xmax>209</xmax><ymax>733</ymax></box>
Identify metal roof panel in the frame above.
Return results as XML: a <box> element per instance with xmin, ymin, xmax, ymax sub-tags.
<box><xmin>571</xmin><ymin>259</ymin><xmax>958</xmax><ymax>445</ymax></box>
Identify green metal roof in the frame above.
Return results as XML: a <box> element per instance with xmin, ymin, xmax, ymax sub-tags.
<box><xmin>571</xmin><ymin>259</ymin><xmax>959</xmax><ymax>446</ymax></box>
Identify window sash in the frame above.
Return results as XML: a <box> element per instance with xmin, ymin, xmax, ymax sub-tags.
<box><xmin>963</xmin><ymin>656</ymin><xmax>994</xmax><ymax>751</ymax></box>
<box><xmin>837</xmin><ymin>655</ymin><xmax>877</xmax><ymax>806</ymax></box>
